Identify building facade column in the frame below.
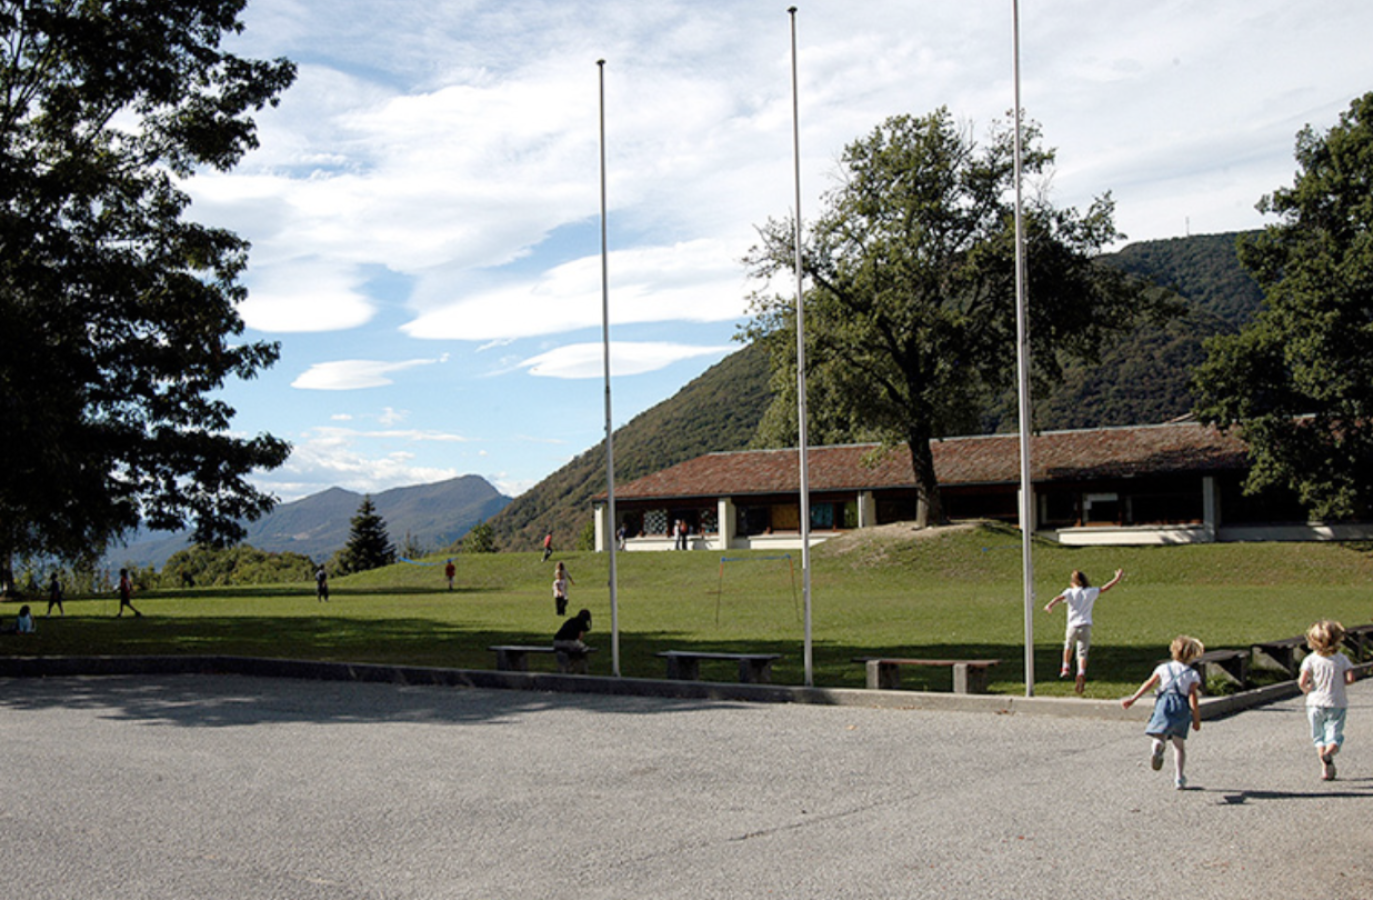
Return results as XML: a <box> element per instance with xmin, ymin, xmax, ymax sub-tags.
<box><xmin>593</xmin><ymin>503</ymin><xmax>609</xmax><ymax>553</ymax></box>
<box><xmin>1202</xmin><ymin>475</ymin><xmax>1219</xmax><ymax>542</ymax></box>
<box><xmin>717</xmin><ymin>496</ymin><xmax>736</xmax><ymax>551</ymax></box>
<box><xmin>857</xmin><ymin>491</ymin><xmax>877</xmax><ymax>529</ymax></box>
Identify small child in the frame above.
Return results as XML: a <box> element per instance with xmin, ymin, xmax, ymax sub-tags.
<box><xmin>552</xmin><ymin>562</ymin><xmax>574</xmax><ymax>617</ymax></box>
<box><xmin>1043</xmin><ymin>568</ymin><xmax>1124</xmax><ymax>694</ymax></box>
<box><xmin>1298</xmin><ymin>620</ymin><xmax>1356</xmax><ymax>781</ymax></box>
<box><xmin>1122</xmin><ymin>635</ymin><xmax>1204</xmax><ymax>790</ymax></box>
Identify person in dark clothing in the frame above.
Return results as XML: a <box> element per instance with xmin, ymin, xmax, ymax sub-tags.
<box><xmin>553</xmin><ymin>609</ymin><xmax>592</xmax><ymax>674</ymax></box>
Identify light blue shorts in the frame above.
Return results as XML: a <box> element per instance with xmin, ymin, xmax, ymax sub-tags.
<box><xmin>1307</xmin><ymin>706</ymin><xmax>1347</xmax><ymax>748</ymax></box>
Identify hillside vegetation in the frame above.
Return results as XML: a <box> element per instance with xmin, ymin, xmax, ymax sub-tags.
<box><xmin>486</xmin><ymin>232</ymin><xmax>1264</xmax><ymax>548</ymax></box>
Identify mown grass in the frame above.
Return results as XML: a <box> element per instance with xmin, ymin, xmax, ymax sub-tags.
<box><xmin>6</xmin><ymin>523</ymin><xmax>1371</xmax><ymax>697</ymax></box>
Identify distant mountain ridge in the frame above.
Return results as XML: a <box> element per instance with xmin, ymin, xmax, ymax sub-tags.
<box><xmin>113</xmin><ymin>475</ymin><xmax>511</xmax><ymax>569</ymax></box>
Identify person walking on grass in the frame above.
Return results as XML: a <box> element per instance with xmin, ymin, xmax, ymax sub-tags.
<box><xmin>116</xmin><ymin>568</ymin><xmax>141</xmax><ymax>618</ymax></box>
<box><xmin>541</xmin><ymin>532</ymin><xmax>554</xmax><ymax>563</ymax></box>
<box><xmin>315</xmin><ymin>565</ymin><xmax>329</xmax><ymax>603</ymax></box>
<box><xmin>1043</xmin><ymin>567</ymin><xmax>1124</xmax><ymax>694</ymax></box>
<box><xmin>1299</xmin><ymin>619</ymin><xmax>1356</xmax><ymax>781</ymax></box>
<box><xmin>46</xmin><ymin>572</ymin><xmax>63</xmax><ymax>617</ymax></box>
<box><xmin>444</xmin><ymin>559</ymin><xmax>456</xmax><ymax>591</ymax></box>
<box><xmin>552</xmin><ymin>562</ymin><xmax>574</xmax><ymax>617</ymax></box>
<box><xmin>1122</xmin><ymin>635</ymin><xmax>1204</xmax><ymax>790</ymax></box>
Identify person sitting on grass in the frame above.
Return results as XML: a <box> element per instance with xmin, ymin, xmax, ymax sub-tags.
<box><xmin>4</xmin><ymin>605</ymin><xmax>36</xmax><ymax>635</ymax></box>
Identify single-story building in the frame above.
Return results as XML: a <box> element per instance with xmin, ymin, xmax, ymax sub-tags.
<box><xmin>593</xmin><ymin>420</ymin><xmax>1373</xmax><ymax>550</ymax></box>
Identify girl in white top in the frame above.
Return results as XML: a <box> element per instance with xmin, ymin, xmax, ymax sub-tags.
<box><xmin>1123</xmin><ymin>635</ymin><xmax>1204</xmax><ymax>790</ymax></box>
<box><xmin>1043</xmin><ymin>568</ymin><xmax>1124</xmax><ymax>695</ymax></box>
<box><xmin>1299</xmin><ymin>619</ymin><xmax>1357</xmax><ymax>781</ymax></box>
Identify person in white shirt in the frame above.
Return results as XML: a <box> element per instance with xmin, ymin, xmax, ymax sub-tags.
<box><xmin>1299</xmin><ymin>619</ymin><xmax>1357</xmax><ymax>781</ymax></box>
<box><xmin>1123</xmin><ymin>634</ymin><xmax>1204</xmax><ymax>790</ymax></box>
<box><xmin>1043</xmin><ymin>568</ymin><xmax>1124</xmax><ymax>695</ymax></box>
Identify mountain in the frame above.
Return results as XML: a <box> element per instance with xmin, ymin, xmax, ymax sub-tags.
<box><xmin>486</xmin><ymin>341</ymin><xmax>773</xmax><ymax>551</ymax></box>
<box><xmin>485</xmin><ymin>231</ymin><xmax>1268</xmax><ymax>548</ymax></box>
<box><xmin>112</xmin><ymin>475</ymin><xmax>511</xmax><ymax>569</ymax></box>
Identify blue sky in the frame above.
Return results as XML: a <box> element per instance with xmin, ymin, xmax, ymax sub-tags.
<box><xmin>196</xmin><ymin>0</ymin><xmax>1373</xmax><ymax>503</ymax></box>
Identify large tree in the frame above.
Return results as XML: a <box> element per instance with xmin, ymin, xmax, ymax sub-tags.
<box><xmin>334</xmin><ymin>496</ymin><xmax>396</xmax><ymax>575</ymax></box>
<box><xmin>1193</xmin><ymin>92</ymin><xmax>1373</xmax><ymax>520</ymax></box>
<box><xmin>0</xmin><ymin>1</ymin><xmax>296</xmax><ymax>564</ymax></box>
<box><xmin>743</xmin><ymin>110</ymin><xmax>1169</xmax><ymax>526</ymax></box>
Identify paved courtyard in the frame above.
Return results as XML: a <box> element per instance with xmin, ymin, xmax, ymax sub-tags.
<box><xmin>1</xmin><ymin>674</ymin><xmax>1370</xmax><ymax>899</ymax></box>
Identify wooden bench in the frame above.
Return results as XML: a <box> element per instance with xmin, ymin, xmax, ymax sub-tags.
<box><xmin>1343</xmin><ymin>624</ymin><xmax>1373</xmax><ymax>662</ymax></box>
<box><xmin>490</xmin><ymin>644</ymin><xmax>597</xmax><ymax>674</ymax></box>
<box><xmin>1190</xmin><ymin>649</ymin><xmax>1248</xmax><ymax>689</ymax></box>
<box><xmin>853</xmin><ymin>658</ymin><xmax>1001</xmax><ymax>694</ymax></box>
<box><xmin>1251</xmin><ymin>636</ymin><xmax>1309</xmax><ymax>676</ymax></box>
<box><xmin>656</xmin><ymin>650</ymin><xmax>781</xmax><ymax>684</ymax></box>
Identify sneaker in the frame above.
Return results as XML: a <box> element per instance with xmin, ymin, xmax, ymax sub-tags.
<box><xmin>1059</xmin><ymin>666</ymin><xmax>1070</xmax><ymax>678</ymax></box>
<box><xmin>1174</xmin><ymin>776</ymin><xmax>1187</xmax><ymax>790</ymax></box>
<box><xmin>1151</xmin><ymin>746</ymin><xmax>1165</xmax><ymax>771</ymax></box>
<box><xmin>1323</xmin><ymin>758</ymin><xmax>1337</xmax><ymax>780</ymax></box>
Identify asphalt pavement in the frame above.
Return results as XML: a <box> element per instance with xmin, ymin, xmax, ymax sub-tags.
<box><xmin>1</xmin><ymin>673</ymin><xmax>1369</xmax><ymax>900</ymax></box>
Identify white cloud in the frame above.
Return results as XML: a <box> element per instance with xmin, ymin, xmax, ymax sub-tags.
<box><xmin>519</xmin><ymin>341</ymin><xmax>736</xmax><ymax>380</ymax></box>
<box><xmin>291</xmin><ymin>358</ymin><xmax>443</xmax><ymax>390</ymax></box>
<box><xmin>402</xmin><ymin>239</ymin><xmax>751</xmax><ymax>341</ymax></box>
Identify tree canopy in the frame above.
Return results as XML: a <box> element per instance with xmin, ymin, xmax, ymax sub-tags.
<box><xmin>743</xmin><ymin>109</ymin><xmax>1170</xmax><ymax>525</ymax></box>
<box><xmin>0</xmin><ymin>0</ymin><xmax>296</xmax><ymax>563</ymax></box>
<box><xmin>1193</xmin><ymin>92</ymin><xmax>1373</xmax><ymax>520</ymax></box>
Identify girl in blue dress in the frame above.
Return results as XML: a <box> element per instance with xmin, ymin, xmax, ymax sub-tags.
<box><xmin>1122</xmin><ymin>635</ymin><xmax>1204</xmax><ymax>789</ymax></box>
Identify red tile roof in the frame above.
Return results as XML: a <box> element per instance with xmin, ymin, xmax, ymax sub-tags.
<box><xmin>608</xmin><ymin>422</ymin><xmax>1249</xmax><ymax>501</ymax></box>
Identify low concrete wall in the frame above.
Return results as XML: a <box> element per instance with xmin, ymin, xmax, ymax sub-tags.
<box><xmin>0</xmin><ymin>654</ymin><xmax>1321</xmax><ymax>721</ymax></box>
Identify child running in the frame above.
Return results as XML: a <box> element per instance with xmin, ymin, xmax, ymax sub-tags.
<box><xmin>1298</xmin><ymin>619</ymin><xmax>1356</xmax><ymax>781</ymax></box>
<box><xmin>1122</xmin><ymin>635</ymin><xmax>1204</xmax><ymax>790</ymax></box>
<box><xmin>1043</xmin><ymin>568</ymin><xmax>1124</xmax><ymax>694</ymax></box>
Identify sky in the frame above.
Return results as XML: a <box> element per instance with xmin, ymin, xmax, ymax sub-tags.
<box><xmin>197</xmin><ymin>0</ymin><xmax>1373</xmax><ymax>503</ymax></box>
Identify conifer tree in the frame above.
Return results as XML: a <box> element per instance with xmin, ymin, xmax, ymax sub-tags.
<box><xmin>336</xmin><ymin>497</ymin><xmax>395</xmax><ymax>574</ymax></box>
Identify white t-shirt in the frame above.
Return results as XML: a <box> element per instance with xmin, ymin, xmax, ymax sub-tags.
<box><xmin>1300</xmin><ymin>652</ymin><xmax>1353</xmax><ymax>708</ymax></box>
<box><xmin>1061</xmin><ymin>586</ymin><xmax>1101</xmax><ymax>629</ymax></box>
<box><xmin>1153</xmin><ymin>660</ymin><xmax>1200</xmax><ymax>698</ymax></box>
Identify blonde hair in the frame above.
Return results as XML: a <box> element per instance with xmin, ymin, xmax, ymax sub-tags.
<box><xmin>1306</xmin><ymin>620</ymin><xmax>1345</xmax><ymax>656</ymax></box>
<box><xmin>1169</xmin><ymin>634</ymin><xmax>1204</xmax><ymax>665</ymax></box>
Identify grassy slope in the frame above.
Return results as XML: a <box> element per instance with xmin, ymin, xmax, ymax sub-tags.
<box><xmin>10</xmin><ymin>525</ymin><xmax>1371</xmax><ymax>699</ymax></box>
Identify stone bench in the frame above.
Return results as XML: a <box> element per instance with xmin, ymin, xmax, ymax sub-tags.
<box><xmin>853</xmin><ymin>658</ymin><xmax>1001</xmax><ymax>694</ymax></box>
<box><xmin>655</xmin><ymin>650</ymin><xmax>781</xmax><ymax>684</ymax></box>
<box><xmin>489</xmin><ymin>644</ymin><xmax>597</xmax><ymax>675</ymax></box>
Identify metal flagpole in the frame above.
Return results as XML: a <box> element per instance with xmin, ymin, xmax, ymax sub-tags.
<box><xmin>597</xmin><ymin>59</ymin><xmax>620</xmax><ymax>677</ymax></box>
<box><xmin>1011</xmin><ymin>0</ymin><xmax>1035</xmax><ymax>697</ymax></box>
<box><xmin>788</xmin><ymin>6</ymin><xmax>813</xmax><ymax>687</ymax></box>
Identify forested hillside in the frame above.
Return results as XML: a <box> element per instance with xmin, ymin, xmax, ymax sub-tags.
<box><xmin>486</xmin><ymin>231</ymin><xmax>1265</xmax><ymax>549</ymax></box>
<box><xmin>486</xmin><ymin>342</ymin><xmax>772</xmax><ymax>551</ymax></box>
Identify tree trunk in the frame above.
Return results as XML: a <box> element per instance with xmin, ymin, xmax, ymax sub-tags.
<box><xmin>907</xmin><ymin>430</ymin><xmax>944</xmax><ymax>528</ymax></box>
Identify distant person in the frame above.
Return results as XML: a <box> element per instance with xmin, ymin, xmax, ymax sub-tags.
<box><xmin>1043</xmin><ymin>568</ymin><xmax>1124</xmax><ymax>695</ymax></box>
<box><xmin>46</xmin><ymin>572</ymin><xmax>64</xmax><ymax>617</ymax></box>
<box><xmin>674</xmin><ymin>519</ymin><xmax>688</xmax><ymax>550</ymax></box>
<box><xmin>4</xmin><ymin>605</ymin><xmax>36</xmax><ymax>635</ymax></box>
<box><xmin>315</xmin><ymin>565</ymin><xmax>329</xmax><ymax>602</ymax></box>
<box><xmin>552</xmin><ymin>562</ymin><xmax>574</xmax><ymax>617</ymax></box>
<box><xmin>444</xmin><ymin>559</ymin><xmax>456</xmax><ymax>591</ymax></box>
<box><xmin>553</xmin><ymin>608</ymin><xmax>593</xmax><ymax>674</ymax></box>
<box><xmin>1299</xmin><ymin>619</ymin><xmax>1357</xmax><ymax>781</ymax></box>
<box><xmin>541</xmin><ymin>532</ymin><xmax>553</xmax><ymax>563</ymax></box>
<box><xmin>1122</xmin><ymin>634</ymin><xmax>1204</xmax><ymax>790</ymax></box>
<box><xmin>116</xmin><ymin>569</ymin><xmax>141</xmax><ymax>618</ymax></box>
<box><xmin>616</xmin><ymin>524</ymin><xmax>627</xmax><ymax>551</ymax></box>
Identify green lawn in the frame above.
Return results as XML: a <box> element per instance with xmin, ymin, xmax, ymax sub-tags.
<box><xmin>6</xmin><ymin>524</ymin><xmax>1372</xmax><ymax>697</ymax></box>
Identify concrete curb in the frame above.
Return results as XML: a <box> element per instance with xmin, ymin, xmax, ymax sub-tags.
<box><xmin>0</xmin><ymin>654</ymin><xmax>1319</xmax><ymax>721</ymax></box>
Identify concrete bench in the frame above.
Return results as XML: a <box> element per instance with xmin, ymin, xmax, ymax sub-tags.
<box><xmin>1251</xmin><ymin>636</ymin><xmax>1309</xmax><ymax>676</ymax></box>
<box><xmin>655</xmin><ymin>650</ymin><xmax>781</xmax><ymax>684</ymax></box>
<box><xmin>853</xmin><ymin>658</ymin><xmax>1001</xmax><ymax>694</ymax></box>
<box><xmin>490</xmin><ymin>644</ymin><xmax>597</xmax><ymax>674</ymax></box>
<box><xmin>1190</xmin><ymin>649</ymin><xmax>1248</xmax><ymax>689</ymax></box>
